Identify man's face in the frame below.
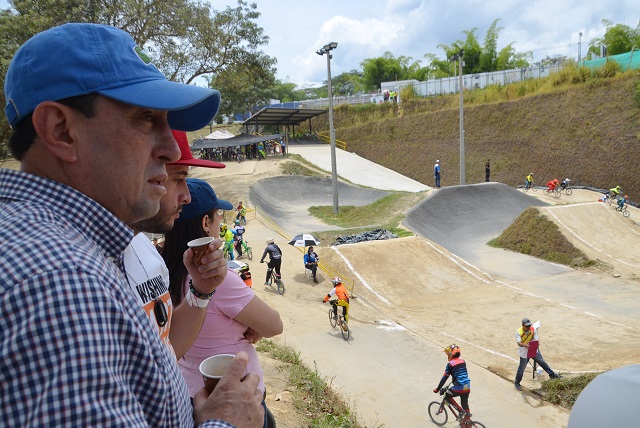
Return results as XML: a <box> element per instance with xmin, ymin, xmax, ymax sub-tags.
<box><xmin>130</xmin><ymin>164</ymin><xmax>191</xmax><ymax>234</ymax></box>
<box><xmin>71</xmin><ymin>96</ymin><xmax>181</xmax><ymax>224</ymax></box>
<box><xmin>523</xmin><ymin>324</ymin><xmax>531</xmax><ymax>331</ymax></box>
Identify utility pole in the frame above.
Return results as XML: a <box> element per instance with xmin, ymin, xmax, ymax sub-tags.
<box><xmin>450</xmin><ymin>49</ymin><xmax>465</xmax><ymax>185</ymax></box>
<box><xmin>316</xmin><ymin>42</ymin><xmax>339</xmax><ymax>214</ymax></box>
<box><xmin>579</xmin><ymin>32</ymin><xmax>583</xmax><ymax>63</ymax></box>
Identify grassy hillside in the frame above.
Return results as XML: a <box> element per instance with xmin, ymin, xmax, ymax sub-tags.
<box><xmin>312</xmin><ymin>71</ymin><xmax>640</xmax><ymax>198</ymax></box>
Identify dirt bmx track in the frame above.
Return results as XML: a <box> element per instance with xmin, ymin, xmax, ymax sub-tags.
<box><xmin>189</xmin><ymin>146</ymin><xmax>640</xmax><ymax>428</ymax></box>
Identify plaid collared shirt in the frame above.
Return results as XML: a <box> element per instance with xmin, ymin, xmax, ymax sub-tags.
<box><xmin>0</xmin><ymin>169</ymin><xmax>230</xmax><ymax>428</ymax></box>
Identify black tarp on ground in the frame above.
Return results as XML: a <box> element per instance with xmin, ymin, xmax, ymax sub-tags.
<box><xmin>332</xmin><ymin>229</ymin><xmax>398</xmax><ymax>246</ymax></box>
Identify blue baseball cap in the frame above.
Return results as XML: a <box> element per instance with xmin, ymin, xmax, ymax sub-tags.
<box><xmin>179</xmin><ymin>178</ymin><xmax>233</xmax><ymax>221</ymax></box>
<box><xmin>4</xmin><ymin>23</ymin><xmax>220</xmax><ymax>130</ymax></box>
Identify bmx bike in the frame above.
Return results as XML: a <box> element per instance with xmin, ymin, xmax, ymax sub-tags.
<box><xmin>428</xmin><ymin>384</ymin><xmax>485</xmax><ymax>428</ymax></box>
<box><xmin>616</xmin><ymin>204</ymin><xmax>630</xmax><ymax>217</ymax></box>
<box><xmin>328</xmin><ymin>300</ymin><xmax>350</xmax><ymax>341</ymax></box>
<box><xmin>235</xmin><ymin>239</ymin><xmax>253</xmax><ymax>260</ymax></box>
<box><xmin>543</xmin><ymin>187</ymin><xmax>561</xmax><ymax>197</ymax></box>
<box><xmin>264</xmin><ymin>265</ymin><xmax>284</xmax><ymax>295</ymax></box>
<box><xmin>558</xmin><ymin>185</ymin><xmax>572</xmax><ymax>195</ymax></box>
<box><xmin>523</xmin><ymin>181</ymin><xmax>537</xmax><ymax>192</ymax></box>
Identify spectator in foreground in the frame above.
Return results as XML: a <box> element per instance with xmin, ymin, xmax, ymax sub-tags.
<box><xmin>0</xmin><ymin>23</ymin><xmax>262</xmax><ymax>427</ymax></box>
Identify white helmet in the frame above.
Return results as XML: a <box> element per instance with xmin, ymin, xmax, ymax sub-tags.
<box><xmin>266</xmin><ymin>238</ymin><xmax>274</xmax><ymax>245</ymax></box>
<box><xmin>331</xmin><ymin>276</ymin><xmax>342</xmax><ymax>286</ymax></box>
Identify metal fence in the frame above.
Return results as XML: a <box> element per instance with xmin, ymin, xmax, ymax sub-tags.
<box><xmin>282</xmin><ymin>49</ymin><xmax>638</xmax><ymax>109</ymax></box>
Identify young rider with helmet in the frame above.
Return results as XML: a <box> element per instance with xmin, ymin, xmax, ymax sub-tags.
<box><xmin>525</xmin><ymin>173</ymin><xmax>534</xmax><ymax>190</ymax></box>
<box><xmin>260</xmin><ymin>238</ymin><xmax>282</xmax><ymax>285</ymax></box>
<box><xmin>323</xmin><ymin>277</ymin><xmax>350</xmax><ymax>322</ymax></box>
<box><xmin>434</xmin><ymin>344</ymin><xmax>472</xmax><ymax>421</ymax></box>
<box><xmin>233</xmin><ymin>219</ymin><xmax>246</xmax><ymax>258</ymax></box>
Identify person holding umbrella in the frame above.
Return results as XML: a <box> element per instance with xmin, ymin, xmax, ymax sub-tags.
<box><xmin>304</xmin><ymin>247</ymin><xmax>320</xmax><ymax>283</ymax></box>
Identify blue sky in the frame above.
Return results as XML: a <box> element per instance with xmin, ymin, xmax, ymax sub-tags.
<box><xmin>213</xmin><ymin>0</ymin><xmax>637</xmax><ymax>87</ymax></box>
<box><xmin>2</xmin><ymin>0</ymin><xmax>637</xmax><ymax>87</ymax></box>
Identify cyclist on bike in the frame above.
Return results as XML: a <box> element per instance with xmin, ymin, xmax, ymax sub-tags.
<box><xmin>525</xmin><ymin>173</ymin><xmax>534</xmax><ymax>190</ymax></box>
<box><xmin>236</xmin><ymin>201</ymin><xmax>247</xmax><ymax>223</ymax></box>
<box><xmin>219</xmin><ymin>223</ymin><xmax>235</xmax><ymax>261</ymax></box>
<box><xmin>609</xmin><ymin>185</ymin><xmax>622</xmax><ymax>199</ymax></box>
<box><xmin>323</xmin><ymin>277</ymin><xmax>350</xmax><ymax>323</ymax></box>
<box><xmin>233</xmin><ymin>219</ymin><xmax>246</xmax><ymax>258</ymax></box>
<box><xmin>560</xmin><ymin>178</ymin><xmax>571</xmax><ymax>190</ymax></box>
<box><xmin>617</xmin><ymin>195</ymin><xmax>628</xmax><ymax>211</ymax></box>
<box><xmin>546</xmin><ymin>178</ymin><xmax>559</xmax><ymax>192</ymax></box>
<box><xmin>260</xmin><ymin>238</ymin><xmax>282</xmax><ymax>286</ymax></box>
<box><xmin>433</xmin><ymin>344</ymin><xmax>472</xmax><ymax>422</ymax></box>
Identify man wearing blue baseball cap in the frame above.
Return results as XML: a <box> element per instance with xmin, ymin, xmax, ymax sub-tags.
<box><xmin>0</xmin><ymin>23</ymin><xmax>263</xmax><ymax>427</ymax></box>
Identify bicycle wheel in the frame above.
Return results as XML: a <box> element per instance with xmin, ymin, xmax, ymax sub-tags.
<box><xmin>428</xmin><ymin>401</ymin><xmax>448</xmax><ymax>426</ymax></box>
<box><xmin>623</xmin><ymin>209</ymin><xmax>630</xmax><ymax>218</ymax></box>
<box><xmin>328</xmin><ymin>308</ymin><xmax>337</xmax><ymax>328</ymax></box>
<box><xmin>468</xmin><ymin>421</ymin><xmax>486</xmax><ymax>428</ymax></box>
<box><xmin>532</xmin><ymin>185</ymin><xmax>538</xmax><ymax>192</ymax></box>
<box><xmin>245</xmin><ymin>246</ymin><xmax>253</xmax><ymax>260</ymax></box>
<box><xmin>276</xmin><ymin>278</ymin><xmax>285</xmax><ymax>295</ymax></box>
<box><xmin>565</xmin><ymin>188</ymin><xmax>572</xmax><ymax>195</ymax></box>
<box><xmin>340</xmin><ymin>317</ymin><xmax>350</xmax><ymax>341</ymax></box>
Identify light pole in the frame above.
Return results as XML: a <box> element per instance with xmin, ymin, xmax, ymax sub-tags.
<box><xmin>317</xmin><ymin>42</ymin><xmax>339</xmax><ymax>214</ymax></box>
<box><xmin>578</xmin><ymin>32</ymin><xmax>583</xmax><ymax>63</ymax></box>
<box><xmin>450</xmin><ymin>49</ymin><xmax>465</xmax><ymax>185</ymax></box>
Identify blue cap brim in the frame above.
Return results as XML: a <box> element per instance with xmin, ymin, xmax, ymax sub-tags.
<box><xmin>100</xmin><ymin>81</ymin><xmax>220</xmax><ymax>131</ymax></box>
<box><xmin>216</xmin><ymin>199</ymin><xmax>234</xmax><ymax>211</ymax></box>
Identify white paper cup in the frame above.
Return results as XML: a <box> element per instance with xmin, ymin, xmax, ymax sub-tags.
<box><xmin>199</xmin><ymin>354</ymin><xmax>235</xmax><ymax>392</ymax></box>
<box><xmin>187</xmin><ymin>237</ymin><xmax>215</xmax><ymax>266</ymax></box>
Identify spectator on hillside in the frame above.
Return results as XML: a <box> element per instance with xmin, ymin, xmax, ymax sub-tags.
<box><xmin>434</xmin><ymin>160</ymin><xmax>441</xmax><ymax>188</ymax></box>
<box><xmin>485</xmin><ymin>158</ymin><xmax>491</xmax><ymax>182</ymax></box>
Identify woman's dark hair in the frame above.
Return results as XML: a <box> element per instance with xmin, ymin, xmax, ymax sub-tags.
<box><xmin>162</xmin><ymin>208</ymin><xmax>215</xmax><ymax>306</ymax></box>
<box><xmin>9</xmin><ymin>93</ymin><xmax>98</xmax><ymax>160</ymax></box>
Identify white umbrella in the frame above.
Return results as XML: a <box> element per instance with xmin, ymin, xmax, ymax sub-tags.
<box><xmin>287</xmin><ymin>233</ymin><xmax>320</xmax><ymax>247</ymax></box>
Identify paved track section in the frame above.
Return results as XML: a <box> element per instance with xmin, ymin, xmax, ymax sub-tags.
<box><xmin>404</xmin><ymin>182</ymin><xmax>570</xmax><ymax>280</ymax></box>
<box><xmin>249</xmin><ymin>176</ymin><xmax>390</xmax><ymax>235</ymax></box>
<box><xmin>287</xmin><ymin>144</ymin><xmax>429</xmax><ymax>192</ymax></box>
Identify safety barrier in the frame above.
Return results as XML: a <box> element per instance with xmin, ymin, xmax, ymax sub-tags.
<box><xmin>317</xmin><ymin>133</ymin><xmax>348</xmax><ymax>151</ymax></box>
<box><xmin>254</xmin><ymin>206</ymin><xmax>356</xmax><ymax>295</ymax></box>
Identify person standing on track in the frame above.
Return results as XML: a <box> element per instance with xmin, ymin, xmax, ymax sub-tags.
<box><xmin>434</xmin><ymin>159</ymin><xmax>441</xmax><ymax>188</ymax></box>
<box><xmin>485</xmin><ymin>158</ymin><xmax>491</xmax><ymax>182</ymax></box>
<box><xmin>260</xmin><ymin>238</ymin><xmax>282</xmax><ymax>285</ymax></box>
<box><xmin>514</xmin><ymin>318</ymin><xmax>561</xmax><ymax>391</ymax></box>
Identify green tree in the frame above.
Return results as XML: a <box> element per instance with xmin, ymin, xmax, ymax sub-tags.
<box><xmin>0</xmin><ymin>0</ymin><xmax>274</xmax><ymax>155</ymax></box>
<box><xmin>211</xmin><ymin>55</ymin><xmax>276</xmax><ymax>120</ymax></box>
<box><xmin>479</xmin><ymin>19</ymin><xmax>503</xmax><ymax>72</ymax></box>
<box><xmin>588</xmin><ymin>19</ymin><xmax>640</xmax><ymax>57</ymax></box>
<box><xmin>361</xmin><ymin>52</ymin><xmax>403</xmax><ymax>89</ymax></box>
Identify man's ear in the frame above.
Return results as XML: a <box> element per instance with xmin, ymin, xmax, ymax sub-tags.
<box><xmin>31</xmin><ymin>101</ymin><xmax>79</xmax><ymax>163</ymax></box>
